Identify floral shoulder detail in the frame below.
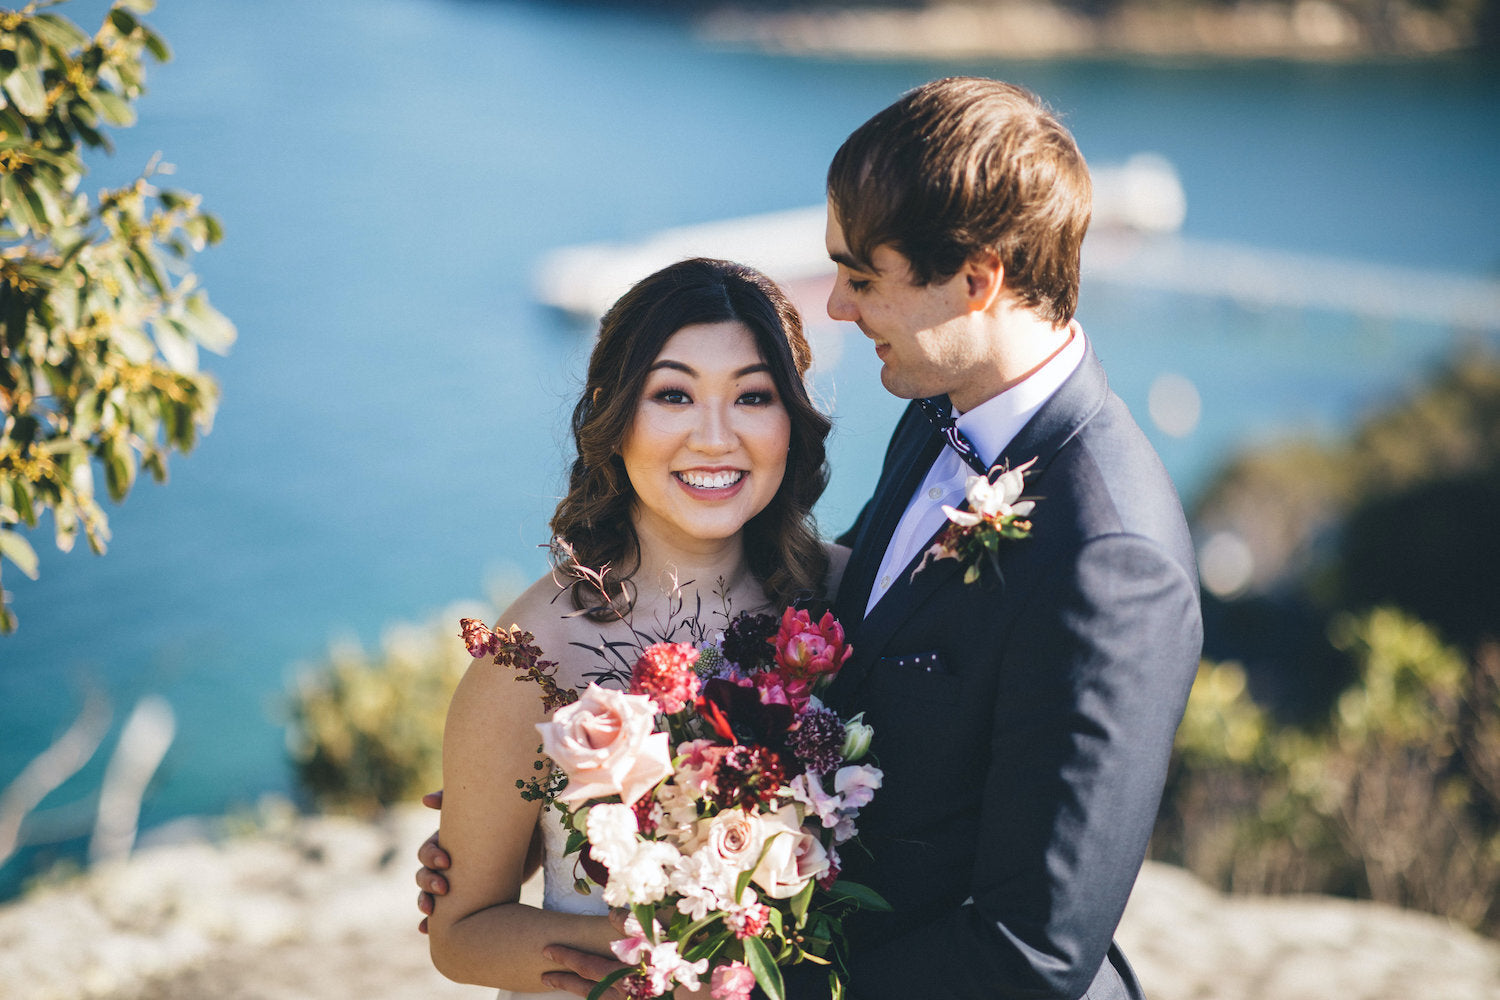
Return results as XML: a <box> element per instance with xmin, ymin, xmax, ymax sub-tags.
<box><xmin>913</xmin><ymin>456</ymin><xmax>1038</xmax><ymax>586</ymax></box>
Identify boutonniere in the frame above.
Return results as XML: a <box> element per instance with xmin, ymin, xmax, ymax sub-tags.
<box><xmin>913</xmin><ymin>456</ymin><xmax>1038</xmax><ymax>585</ymax></box>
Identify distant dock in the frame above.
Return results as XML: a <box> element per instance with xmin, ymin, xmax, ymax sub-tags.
<box><xmin>534</xmin><ymin>154</ymin><xmax>1500</xmax><ymax>334</ymax></box>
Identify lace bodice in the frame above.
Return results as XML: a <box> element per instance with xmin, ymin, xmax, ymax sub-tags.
<box><xmin>538</xmin><ymin>803</ymin><xmax>608</xmax><ymax>914</ymax></box>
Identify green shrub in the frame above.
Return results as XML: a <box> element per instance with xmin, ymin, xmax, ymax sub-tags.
<box><xmin>1158</xmin><ymin>608</ymin><xmax>1500</xmax><ymax>934</ymax></box>
<box><xmin>284</xmin><ymin>606</ymin><xmax>479</xmax><ymax>816</ymax></box>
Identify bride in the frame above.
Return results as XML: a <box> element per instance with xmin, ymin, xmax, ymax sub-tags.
<box><xmin>424</xmin><ymin>258</ymin><xmax>846</xmax><ymax>997</ymax></box>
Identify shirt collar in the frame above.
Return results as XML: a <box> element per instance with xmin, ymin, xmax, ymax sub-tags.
<box><xmin>953</xmin><ymin>321</ymin><xmax>1086</xmax><ymax>467</ymax></box>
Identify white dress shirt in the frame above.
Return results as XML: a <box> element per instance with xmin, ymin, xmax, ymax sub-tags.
<box><xmin>866</xmin><ymin>325</ymin><xmax>1087</xmax><ymax>617</ymax></box>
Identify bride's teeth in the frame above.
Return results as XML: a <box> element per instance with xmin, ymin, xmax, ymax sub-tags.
<box><xmin>678</xmin><ymin>470</ymin><xmax>743</xmax><ymax>489</ymax></box>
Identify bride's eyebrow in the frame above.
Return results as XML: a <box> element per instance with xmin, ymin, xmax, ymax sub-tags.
<box><xmin>647</xmin><ymin>360</ymin><xmax>772</xmax><ymax>378</ymax></box>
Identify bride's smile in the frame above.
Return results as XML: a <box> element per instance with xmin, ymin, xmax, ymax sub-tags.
<box><xmin>621</xmin><ymin>319</ymin><xmax>791</xmax><ymax>550</ymax></box>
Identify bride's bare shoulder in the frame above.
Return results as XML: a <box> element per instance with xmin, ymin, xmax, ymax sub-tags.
<box><xmin>488</xmin><ymin>570</ymin><xmax>625</xmax><ymax>688</ymax></box>
<box><xmin>823</xmin><ymin>541</ymin><xmax>852</xmax><ymax>598</ymax></box>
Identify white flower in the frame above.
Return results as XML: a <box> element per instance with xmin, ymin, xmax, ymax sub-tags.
<box><xmin>653</xmin><ymin>781</ymin><xmax>701</xmax><ymax>844</ymax></box>
<box><xmin>585</xmin><ymin>803</ymin><xmax>639</xmax><ymax>869</ymax></box>
<box><xmin>788</xmin><ymin>772</ymin><xmax>844</xmax><ymax>830</ymax></box>
<box><xmin>840</xmin><ymin>712</ymin><xmax>874</xmax><ymax>761</ymax></box>
<box><xmin>644</xmin><ymin>941</ymin><xmax>709</xmax><ymax>995</ymax></box>
<box><xmin>834</xmin><ymin>764</ymin><xmax>883</xmax><ymax>811</ymax></box>
<box><xmin>943</xmin><ymin>457</ymin><xmax>1037</xmax><ymax>526</ymax></box>
<box><xmin>669</xmin><ymin>846</ymin><xmax>737</xmax><ymax>921</ymax></box>
<box><xmin>602</xmin><ymin>840</ymin><xmax>681</xmax><ymax>907</ymax></box>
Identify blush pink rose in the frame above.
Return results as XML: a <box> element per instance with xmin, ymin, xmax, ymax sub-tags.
<box><xmin>750</xmin><ymin>806</ymin><xmax>829</xmax><ymax>899</ymax></box>
<box><xmin>700</xmin><ymin>806</ymin><xmax>768</xmax><ymax>872</ymax></box>
<box><xmin>711</xmin><ymin>961</ymin><xmax>757</xmax><ymax>1000</ymax></box>
<box><xmin>536</xmin><ymin>683</ymin><xmax>672</xmax><ymax>808</ymax></box>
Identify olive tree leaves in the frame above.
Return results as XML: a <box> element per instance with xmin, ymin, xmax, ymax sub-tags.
<box><xmin>1</xmin><ymin>0</ymin><xmax>234</xmax><ymax>632</ymax></box>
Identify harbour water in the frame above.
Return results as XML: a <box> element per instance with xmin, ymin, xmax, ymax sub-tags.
<box><xmin>1</xmin><ymin>0</ymin><xmax>1496</xmax><ymax>896</ymax></box>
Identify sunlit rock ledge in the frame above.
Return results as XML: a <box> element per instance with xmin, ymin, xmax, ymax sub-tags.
<box><xmin>697</xmin><ymin>1</ymin><xmax>1480</xmax><ymax>61</ymax></box>
<box><xmin>1</xmin><ymin>803</ymin><xmax>1497</xmax><ymax>1000</ymax></box>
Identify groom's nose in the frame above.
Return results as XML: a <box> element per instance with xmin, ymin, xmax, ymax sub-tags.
<box><xmin>827</xmin><ymin>282</ymin><xmax>859</xmax><ymax>323</ymax></box>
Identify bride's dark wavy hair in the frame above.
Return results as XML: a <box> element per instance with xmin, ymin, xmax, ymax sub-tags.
<box><xmin>549</xmin><ymin>258</ymin><xmax>830</xmax><ymax>620</ymax></box>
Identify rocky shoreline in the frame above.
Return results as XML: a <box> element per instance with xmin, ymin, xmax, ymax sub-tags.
<box><xmin>2</xmin><ymin>804</ymin><xmax>1497</xmax><ymax>1000</ymax></box>
<box><xmin>698</xmin><ymin>1</ymin><xmax>1483</xmax><ymax>61</ymax></box>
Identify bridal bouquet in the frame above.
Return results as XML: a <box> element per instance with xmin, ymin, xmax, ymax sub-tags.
<box><xmin>459</xmin><ymin>607</ymin><xmax>886</xmax><ymax>1000</ymax></box>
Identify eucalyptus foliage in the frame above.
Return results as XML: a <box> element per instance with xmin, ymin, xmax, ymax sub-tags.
<box><xmin>1</xmin><ymin>0</ymin><xmax>233</xmax><ymax>632</ymax></box>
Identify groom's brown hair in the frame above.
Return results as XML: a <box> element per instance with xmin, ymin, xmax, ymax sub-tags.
<box><xmin>827</xmin><ymin>76</ymin><xmax>1092</xmax><ymax>325</ymax></box>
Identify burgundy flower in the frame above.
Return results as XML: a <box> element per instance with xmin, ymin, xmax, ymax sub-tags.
<box><xmin>709</xmin><ymin>744</ymin><xmax>785</xmax><ymax>810</ymax></box>
<box><xmin>458</xmin><ymin>617</ymin><xmax>496</xmax><ymax>658</ymax></box>
<box><xmin>698</xmin><ymin>678</ymin><xmax>795</xmax><ymax>753</ymax></box>
<box><xmin>630</xmin><ymin>642</ymin><xmax>701</xmax><ymax>714</ymax></box>
<box><xmin>772</xmin><ymin>608</ymin><xmax>853</xmax><ymax>683</ymax></box>
<box><xmin>788</xmin><ymin>707</ymin><xmax>846</xmax><ymax>773</ymax></box>
<box><xmin>721</xmin><ymin>611</ymin><xmax>779</xmax><ymax>672</ymax></box>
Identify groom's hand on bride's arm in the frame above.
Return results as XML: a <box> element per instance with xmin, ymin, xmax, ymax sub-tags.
<box><xmin>541</xmin><ymin>945</ymin><xmax>708</xmax><ymax>1000</ymax></box>
<box><xmin>414</xmin><ymin>789</ymin><xmax>449</xmax><ymax>934</ymax></box>
<box><xmin>545</xmin><ymin>912</ymin><xmax>709</xmax><ymax>1000</ymax></box>
<box><xmin>540</xmin><ymin>944</ymin><xmax>629</xmax><ymax>999</ymax></box>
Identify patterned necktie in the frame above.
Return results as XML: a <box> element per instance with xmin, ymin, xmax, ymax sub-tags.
<box><xmin>916</xmin><ymin>397</ymin><xmax>989</xmax><ymax>475</ymax></box>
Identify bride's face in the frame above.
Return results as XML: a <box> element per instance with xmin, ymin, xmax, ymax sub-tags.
<box><xmin>620</xmin><ymin>320</ymin><xmax>791</xmax><ymax>550</ymax></box>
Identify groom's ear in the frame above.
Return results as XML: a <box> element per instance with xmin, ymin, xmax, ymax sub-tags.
<box><xmin>961</xmin><ymin>251</ymin><xmax>1005</xmax><ymax>313</ymax></box>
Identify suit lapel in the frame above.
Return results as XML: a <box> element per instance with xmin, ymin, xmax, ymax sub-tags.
<box><xmin>838</xmin><ymin>346</ymin><xmax>1112</xmax><ymax>692</ymax></box>
<box><xmin>834</xmin><ymin>403</ymin><xmax>943</xmax><ymax>627</ymax></box>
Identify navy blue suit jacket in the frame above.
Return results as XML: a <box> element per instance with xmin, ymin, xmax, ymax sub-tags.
<box><xmin>821</xmin><ymin>346</ymin><xmax>1202</xmax><ymax>999</ymax></box>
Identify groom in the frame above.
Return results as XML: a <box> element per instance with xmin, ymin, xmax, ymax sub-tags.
<box><xmin>421</xmin><ymin>77</ymin><xmax>1202</xmax><ymax>999</ymax></box>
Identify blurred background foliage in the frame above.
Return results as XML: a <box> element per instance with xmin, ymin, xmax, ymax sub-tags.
<box><xmin>1155</xmin><ymin>347</ymin><xmax>1500</xmax><ymax>936</ymax></box>
<box><xmin>283</xmin><ymin>606</ymin><xmax>482</xmax><ymax>818</ymax></box>
<box><xmin>0</xmin><ymin>0</ymin><xmax>234</xmax><ymax>632</ymax></box>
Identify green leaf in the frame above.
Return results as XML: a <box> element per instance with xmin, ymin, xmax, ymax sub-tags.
<box><xmin>91</xmin><ymin>89</ymin><xmax>136</xmax><ymax>127</ymax></box>
<box><xmin>12</xmin><ymin>173</ymin><xmax>54</xmax><ymax>231</ymax></box>
<box><xmin>2</xmin><ymin>67</ymin><xmax>48</xmax><ymax>119</ymax></box>
<box><xmin>680</xmin><ymin>927</ymin><xmax>730</xmax><ymax>964</ymax></box>
<box><xmin>0</xmin><ymin>528</ymin><xmax>40</xmax><ymax>580</ymax></box>
<box><xmin>11</xmin><ymin>479</ymin><xmax>37</xmax><ymax>528</ymax></box>
<box><xmin>790</xmin><ymin>876</ymin><xmax>814</xmax><ymax>922</ymax></box>
<box><xmin>108</xmin><ymin>9</ymin><xmax>141</xmax><ymax>37</ymax></box>
<box><xmin>52</xmin><ymin>500</ymin><xmax>78</xmax><ymax>554</ymax></box>
<box><xmin>140</xmin><ymin>24</ymin><xmax>171</xmax><ymax>62</ymax></box>
<box><xmin>631</xmin><ymin>903</ymin><xmax>657</xmax><ymax>942</ymax></box>
<box><xmin>821</xmin><ymin>879</ymin><xmax>892</xmax><ymax>911</ymax></box>
<box><xmin>103</xmin><ymin>434</ymin><xmax>136</xmax><ymax>501</ymax></box>
<box><xmin>585</xmin><ymin>967</ymin><xmax>632</xmax><ymax>1000</ymax></box>
<box><xmin>30</xmin><ymin>14</ymin><xmax>91</xmax><ymax>53</ymax></box>
<box><xmin>183</xmin><ymin>291</ymin><xmax>236</xmax><ymax>353</ymax></box>
<box><xmin>744</xmin><ymin>936</ymin><xmax>785</xmax><ymax>1000</ymax></box>
<box><xmin>117</xmin><ymin>0</ymin><xmax>158</xmax><ymax>15</ymax></box>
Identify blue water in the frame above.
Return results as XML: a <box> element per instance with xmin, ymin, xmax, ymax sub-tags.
<box><xmin>2</xmin><ymin>0</ymin><xmax>1496</xmax><ymax>896</ymax></box>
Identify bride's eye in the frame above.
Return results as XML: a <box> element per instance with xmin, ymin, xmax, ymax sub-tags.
<box><xmin>652</xmin><ymin>387</ymin><xmax>692</xmax><ymax>405</ymax></box>
<box><xmin>737</xmin><ymin>389</ymin><xmax>776</xmax><ymax>406</ymax></box>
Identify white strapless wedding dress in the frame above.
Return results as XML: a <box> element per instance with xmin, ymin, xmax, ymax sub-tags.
<box><xmin>505</xmin><ymin>804</ymin><xmax>609</xmax><ymax>1000</ymax></box>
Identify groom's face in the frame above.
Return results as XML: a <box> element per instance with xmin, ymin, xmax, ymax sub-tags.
<box><xmin>825</xmin><ymin>201</ymin><xmax>988</xmax><ymax>406</ymax></box>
